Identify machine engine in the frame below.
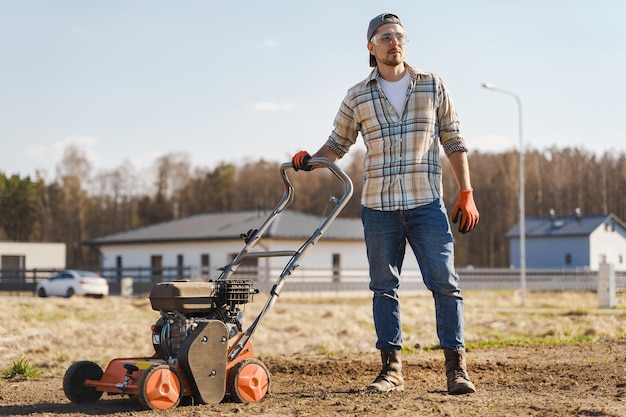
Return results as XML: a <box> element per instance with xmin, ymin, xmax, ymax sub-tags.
<box><xmin>148</xmin><ymin>280</ymin><xmax>255</xmax><ymax>361</ymax></box>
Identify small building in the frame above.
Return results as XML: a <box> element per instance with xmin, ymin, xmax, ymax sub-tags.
<box><xmin>84</xmin><ymin>210</ymin><xmax>373</xmax><ymax>284</ymax></box>
<box><xmin>0</xmin><ymin>242</ymin><xmax>67</xmax><ymax>291</ymax></box>
<box><xmin>506</xmin><ymin>211</ymin><xmax>626</xmax><ymax>271</ymax></box>
<box><xmin>0</xmin><ymin>242</ymin><xmax>66</xmax><ymax>270</ymax></box>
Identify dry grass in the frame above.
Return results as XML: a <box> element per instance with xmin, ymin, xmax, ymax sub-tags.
<box><xmin>1</xmin><ymin>290</ymin><xmax>625</xmax><ymax>377</ymax></box>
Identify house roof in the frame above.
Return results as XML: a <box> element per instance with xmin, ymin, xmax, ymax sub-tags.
<box><xmin>84</xmin><ymin>210</ymin><xmax>364</xmax><ymax>246</ymax></box>
<box><xmin>506</xmin><ymin>213</ymin><xmax>626</xmax><ymax>238</ymax></box>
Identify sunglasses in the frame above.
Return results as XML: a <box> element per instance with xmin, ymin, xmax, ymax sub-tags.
<box><xmin>370</xmin><ymin>31</ymin><xmax>408</xmax><ymax>46</ymax></box>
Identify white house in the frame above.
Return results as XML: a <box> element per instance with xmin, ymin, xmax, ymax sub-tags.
<box><xmin>84</xmin><ymin>210</ymin><xmax>388</xmax><ymax>284</ymax></box>
<box><xmin>0</xmin><ymin>242</ymin><xmax>66</xmax><ymax>291</ymax></box>
<box><xmin>506</xmin><ymin>211</ymin><xmax>626</xmax><ymax>271</ymax></box>
<box><xmin>0</xmin><ymin>242</ymin><xmax>66</xmax><ymax>270</ymax></box>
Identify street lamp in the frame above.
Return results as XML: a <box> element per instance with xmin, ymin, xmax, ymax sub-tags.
<box><xmin>481</xmin><ymin>82</ymin><xmax>526</xmax><ymax>306</ymax></box>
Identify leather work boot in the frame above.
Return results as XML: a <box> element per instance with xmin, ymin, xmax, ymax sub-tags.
<box><xmin>367</xmin><ymin>349</ymin><xmax>405</xmax><ymax>392</ymax></box>
<box><xmin>444</xmin><ymin>348</ymin><xmax>476</xmax><ymax>395</ymax></box>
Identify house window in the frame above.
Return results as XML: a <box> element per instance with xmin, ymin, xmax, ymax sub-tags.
<box><xmin>201</xmin><ymin>254</ymin><xmax>210</xmax><ymax>278</ymax></box>
<box><xmin>151</xmin><ymin>255</ymin><xmax>163</xmax><ymax>283</ymax></box>
<box><xmin>177</xmin><ymin>254</ymin><xmax>184</xmax><ymax>279</ymax></box>
<box><xmin>332</xmin><ymin>253</ymin><xmax>341</xmax><ymax>282</ymax></box>
<box><xmin>1</xmin><ymin>255</ymin><xmax>25</xmax><ymax>269</ymax></box>
<box><xmin>565</xmin><ymin>253</ymin><xmax>572</xmax><ymax>265</ymax></box>
<box><xmin>0</xmin><ymin>255</ymin><xmax>25</xmax><ymax>280</ymax></box>
<box><xmin>116</xmin><ymin>256</ymin><xmax>123</xmax><ymax>278</ymax></box>
<box><xmin>619</xmin><ymin>255</ymin><xmax>623</xmax><ymax>265</ymax></box>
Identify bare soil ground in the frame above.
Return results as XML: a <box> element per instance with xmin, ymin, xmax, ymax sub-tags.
<box><xmin>1</xmin><ymin>290</ymin><xmax>625</xmax><ymax>416</ymax></box>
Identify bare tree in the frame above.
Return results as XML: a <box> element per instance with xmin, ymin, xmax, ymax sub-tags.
<box><xmin>54</xmin><ymin>145</ymin><xmax>93</xmax><ymax>266</ymax></box>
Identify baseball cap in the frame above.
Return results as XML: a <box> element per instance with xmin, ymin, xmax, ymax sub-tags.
<box><xmin>367</xmin><ymin>13</ymin><xmax>403</xmax><ymax>67</ymax></box>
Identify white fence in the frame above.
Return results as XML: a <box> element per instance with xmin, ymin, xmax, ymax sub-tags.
<box><xmin>253</xmin><ymin>267</ymin><xmax>626</xmax><ymax>293</ymax></box>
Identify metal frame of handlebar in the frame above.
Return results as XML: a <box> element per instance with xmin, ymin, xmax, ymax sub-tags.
<box><xmin>225</xmin><ymin>158</ymin><xmax>353</xmax><ymax>360</ymax></box>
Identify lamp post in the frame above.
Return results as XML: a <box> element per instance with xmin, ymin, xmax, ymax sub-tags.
<box><xmin>481</xmin><ymin>82</ymin><xmax>526</xmax><ymax>306</ymax></box>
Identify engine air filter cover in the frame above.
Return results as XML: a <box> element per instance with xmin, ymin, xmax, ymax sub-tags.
<box><xmin>149</xmin><ymin>281</ymin><xmax>218</xmax><ymax>313</ymax></box>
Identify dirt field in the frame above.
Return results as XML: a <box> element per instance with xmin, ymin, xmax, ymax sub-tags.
<box><xmin>1</xmin><ymin>290</ymin><xmax>625</xmax><ymax>416</ymax></box>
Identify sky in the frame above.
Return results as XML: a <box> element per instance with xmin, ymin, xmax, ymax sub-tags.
<box><xmin>1</xmin><ymin>0</ymin><xmax>625</xmax><ymax>181</ymax></box>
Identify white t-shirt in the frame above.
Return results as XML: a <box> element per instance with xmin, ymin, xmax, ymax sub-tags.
<box><xmin>379</xmin><ymin>70</ymin><xmax>410</xmax><ymax>120</ymax></box>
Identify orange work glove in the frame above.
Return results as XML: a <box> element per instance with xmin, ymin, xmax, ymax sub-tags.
<box><xmin>292</xmin><ymin>150</ymin><xmax>315</xmax><ymax>171</ymax></box>
<box><xmin>451</xmin><ymin>189</ymin><xmax>479</xmax><ymax>234</ymax></box>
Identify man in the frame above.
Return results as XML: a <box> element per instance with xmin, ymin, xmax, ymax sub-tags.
<box><xmin>292</xmin><ymin>13</ymin><xmax>478</xmax><ymax>395</ymax></box>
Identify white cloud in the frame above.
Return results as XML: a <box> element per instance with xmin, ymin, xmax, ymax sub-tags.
<box><xmin>26</xmin><ymin>136</ymin><xmax>99</xmax><ymax>163</ymax></box>
<box><xmin>133</xmin><ymin>150</ymin><xmax>168</xmax><ymax>170</ymax></box>
<box><xmin>21</xmin><ymin>136</ymin><xmax>100</xmax><ymax>181</ymax></box>
<box><xmin>260</xmin><ymin>38</ymin><xmax>279</xmax><ymax>49</ymax></box>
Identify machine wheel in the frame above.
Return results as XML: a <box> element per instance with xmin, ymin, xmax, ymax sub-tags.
<box><xmin>63</xmin><ymin>361</ymin><xmax>104</xmax><ymax>404</ymax></box>
<box><xmin>37</xmin><ymin>287</ymin><xmax>47</xmax><ymax>297</ymax></box>
<box><xmin>65</xmin><ymin>287</ymin><xmax>75</xmax><ymax>298</ymax></box>
<box><xmin>227</xmin><ymin>358</ymin><xmax>270</xmax><ymax>403</ymax></box>
<box><xmin>137</xmin><ymin>364</ymin><xmax>183</xmax><ymax>410</ymax></box>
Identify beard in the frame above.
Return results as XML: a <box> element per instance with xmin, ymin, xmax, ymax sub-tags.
<box><xmin>378</xmin><ymin>50</ymin><xmax>404</xmax><ymax>67</ymax></box>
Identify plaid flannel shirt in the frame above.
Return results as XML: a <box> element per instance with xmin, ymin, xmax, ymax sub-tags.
<box><xmin>325</xmin><ymin>64</ymin><xmax>468</xmax><ymax>211</ymax></box>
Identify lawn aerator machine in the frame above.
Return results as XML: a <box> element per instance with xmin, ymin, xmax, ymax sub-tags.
<box><xmin>62</xmin><ymin>158</ymin><xmax>353</xmax><ymax>410</ymax></box>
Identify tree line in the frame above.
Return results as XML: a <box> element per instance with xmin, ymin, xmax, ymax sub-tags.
<box><xmin>1</xmin><ymin>145</ymin><xmax>625</xmax><ymax>269</ymax></box>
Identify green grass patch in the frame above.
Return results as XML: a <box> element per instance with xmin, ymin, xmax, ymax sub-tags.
<box><xmin>414</xmin><ymin>335</ymin><xmax>604</xmax><ymax>352</ymax></box>
<box><xmin>401</xmin><ymin>345</ymin><xmax>420</xmax><ymax>354</ymax></box>
<box><xmin>466</xmin><ymin>336</ymin><xmax>593</xmax><ymax>349</ymax></box>
<box><xmin>315</xmin><ymin>348</ymin><xmax>338</xmax><ymax>355</ymax></box>
<box><xmin>3</xmin><ymin>356</ymin><xmax>41</xmax><ymax>379</ymax></box>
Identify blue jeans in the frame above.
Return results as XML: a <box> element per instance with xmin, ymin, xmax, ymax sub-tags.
<box><xmin>361</xmin><ymin>200</ymin><xmax>465</xmax><ymax>351</ymax></box>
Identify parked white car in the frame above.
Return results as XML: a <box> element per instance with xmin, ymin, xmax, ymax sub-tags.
<box><xmin>36</xmin><ymin>270</ymin><xmax>109</xmax><ymax>298</ymax></box>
